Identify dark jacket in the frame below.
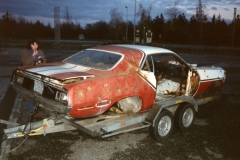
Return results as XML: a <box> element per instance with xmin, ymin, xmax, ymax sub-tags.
<box><xmin>20</xmin><ymin>49</ymin><xmax>47</xmax><ymax>66</ymax></box>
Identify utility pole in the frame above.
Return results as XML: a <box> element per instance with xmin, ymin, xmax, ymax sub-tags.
<box><xmin>231</xmin><ymin>8</ymin><xmax>237</xmax><ymax>47</ymax></box>
<box><xmin>133</xmin><ymin>0</ymin><xmax>136</xmax><ymax>44</ymax></box>
<box><xmin>54</xmin><ymin>7</ymin><xmax>60</xmax><ymax>44</ymax></box>
<box><xmin>125</xmin><ymin>6</ymin><xmax>128</xmax><ymax>42</ymax></box>
<box><xmin>143</xmin><ymin>27</ymin><xmax>145</xmax><ymax>43</ymax></box>
<box><xmin>196</xmin><ymin>0</ymin><xmax>206</xmax><ymax>44</ymax></box>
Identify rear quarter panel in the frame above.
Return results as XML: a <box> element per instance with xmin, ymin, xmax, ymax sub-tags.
<box><xmin>194</xmin><ymin>67</ymin><xmax>225</xmax><ymax>95</ymax></box>
<box><xmin>66</xmin><ymin>72</ymin><xmax>156</xmax><ymax>118</ymax></box>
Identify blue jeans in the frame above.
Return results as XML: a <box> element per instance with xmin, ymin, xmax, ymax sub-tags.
<box><xmin>27</xmin><ymin>101</ymin><xmax>35</xmax><ymax>112</ymax></box>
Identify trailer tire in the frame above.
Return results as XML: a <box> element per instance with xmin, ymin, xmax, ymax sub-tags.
<box><xmin>175</xmin><ymin>103</ymin><xmax>195</xmax><ymax>131</ymax></box>
<box><xmin>149</xmin><ymin>109</ymin><xmax>173</xmax><ymax>141</ymax></box>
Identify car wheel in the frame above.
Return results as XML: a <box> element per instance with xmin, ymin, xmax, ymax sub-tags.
<box><xmin>149</xmin><ymin>109</ymin><xmax>174</xmax><ymax>141</ymax></box>
<box><xmin>175</xmin><ymin>103</ymin><xmax>195</xmax><ymax>131</ymax></box>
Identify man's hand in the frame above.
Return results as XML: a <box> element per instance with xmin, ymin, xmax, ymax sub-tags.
<box><xmin>32</xmin><ymin>50</ymin><xmax>38</xmax><ymax>57</ymax></box>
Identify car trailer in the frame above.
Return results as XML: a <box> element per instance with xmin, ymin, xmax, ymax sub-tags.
<box><xmin>1</xmin><ymin>93</ymin><xmax>220</xmax><ymax>142</ymax></box>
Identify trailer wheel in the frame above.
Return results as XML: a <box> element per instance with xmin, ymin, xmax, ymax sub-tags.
<box><xmin>149</xmin><ymin>110</ymin><xmax>173</xmax><ymax>141</ymax></box>
<box><xmin>175</xmin><ymin>103</ymin><xmax>195</xmax><ymax>131</ymax></box>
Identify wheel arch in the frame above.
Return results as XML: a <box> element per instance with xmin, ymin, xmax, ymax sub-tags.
<box><xmin>111</xmin><ymin>95</ymin><xmax>143</xmax><ymax>113</ymax></box>
<box><xmin>176</xmin><ymin>101</ymin><xmax>197</xmax><ymax>113</ymax></box>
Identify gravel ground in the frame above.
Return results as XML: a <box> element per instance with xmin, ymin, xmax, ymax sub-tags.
<box><xmin>1</xmin><ymin>47</ymin><xmax>240</xmax><ymax>160</ymax></box>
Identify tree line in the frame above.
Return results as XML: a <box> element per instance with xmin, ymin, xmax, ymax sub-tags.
<box><xmin>0</xmin><ymin>3</ymin><xmax>239</xmax><ymax>47</ymax></box>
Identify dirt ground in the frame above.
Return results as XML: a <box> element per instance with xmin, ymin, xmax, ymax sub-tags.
<box><xmin>1</xmin><ymin>47</ymin><xmax>240</xmax><ymax>160</ymax></box>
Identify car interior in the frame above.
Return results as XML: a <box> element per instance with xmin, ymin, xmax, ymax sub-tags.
<box><xmin>142</xmin><ymin>54</ymin><xmax>189</xmax><ymax>99</ymax></box>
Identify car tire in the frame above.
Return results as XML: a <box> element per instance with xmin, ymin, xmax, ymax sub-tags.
<box><xmin>175</xmin><ymin>103</ymin><xmax>195</xmax><ymax>131</ymax></box>
<box><xmin>149</xmin><ymin>109</ymin><xmax>174</xmax><ymax>141</ymax></box>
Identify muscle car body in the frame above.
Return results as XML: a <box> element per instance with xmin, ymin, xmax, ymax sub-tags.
<box><xmin>11</xmin><ymin>45</ymin><xmax>226</xmax><ymax>118</ymax></box>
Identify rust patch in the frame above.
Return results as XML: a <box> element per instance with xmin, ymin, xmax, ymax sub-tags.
<box><xmin>76</xmin><ymin>88</ymin><xmax>84</xmax><ymax>99</ymax></box>
<box><xmin>98</xmin><ymin>96</ymin><xmax>102</xmax><ymax>101</ymax></box>
<box><xmin>116</xmin><ymin>86</ymin><xmax>121</xmax><ymax>93</ymax></box>
<box><xmin>134</xmin><ymin>86</ymin><xmax>138</xmax><ymax>91</ymax></box>
<box><xmin>87</xmin><ymin>86</ymin><xmax>92</xmax><ymax>92</ymax></box>
<box><xmin>103</xmin><ymin>83</ymin><xmax>108</xmax><ymax>87</ymax></box>
<box><xmin>190</xmin><ymin>72</ymin><xmax>200</xmax><ymax>94</ymax></box>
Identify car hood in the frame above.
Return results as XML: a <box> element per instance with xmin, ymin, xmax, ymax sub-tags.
<box><xmin>18</xmin><ymin>63</ymin><xmax>95</xmax><ymax>85</ymax></box>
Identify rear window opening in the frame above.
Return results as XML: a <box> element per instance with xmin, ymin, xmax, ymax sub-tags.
<box><xmin>64</xmin><ymin>50</ymin><xmax>122</xmax><ymax>70</ymax></box>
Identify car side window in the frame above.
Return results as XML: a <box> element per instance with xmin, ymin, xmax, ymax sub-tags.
<box><xmin>152</xmin><ymin>54</ymin><xmax>182</xmax><ymax>78</ymax></box>
<box><xmin>142</xmin><ymin>56</ymin><xmax>153</xmax><ymax>72</ymax></box>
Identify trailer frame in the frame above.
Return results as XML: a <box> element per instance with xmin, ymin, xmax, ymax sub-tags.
<box><xmin>1</xmin><ymin>93</ymin><xmax>221</xmax><ymax>141</ymax></box>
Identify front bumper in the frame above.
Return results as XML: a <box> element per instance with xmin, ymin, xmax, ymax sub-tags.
<box><xmin>10</xmin><ymin>82</ymin><xmax>72</xmax><ymax>113</ymax></box>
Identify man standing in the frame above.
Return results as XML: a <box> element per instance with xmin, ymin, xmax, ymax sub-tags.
<box><xmin>20</xmin><ymin>38</ymin><xmax>46</xmax><ymax>66</ymax></box>
<box><xmin>20</xmin><ymin>38</ymin><xmax>47</xmax><ymax>118</ymax></box>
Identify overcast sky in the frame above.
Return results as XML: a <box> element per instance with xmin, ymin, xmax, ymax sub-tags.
<box><xmin>0</xmin><ymin>0</ymin><xmax>240</xmax><ymax>27</ymax></box>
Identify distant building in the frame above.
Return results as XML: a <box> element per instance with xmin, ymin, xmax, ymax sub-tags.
<box><xmin>78</xmin><ymin>34</ymin><xmax>84</xmax><ymax>40</ymax></box>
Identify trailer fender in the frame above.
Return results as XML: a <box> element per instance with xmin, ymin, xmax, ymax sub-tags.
<box><xmin>145</xmin><ymin>96</ymin><xmax>198</xmax><ymax>127</ymax></box>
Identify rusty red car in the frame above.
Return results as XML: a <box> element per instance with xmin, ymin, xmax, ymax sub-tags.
<box><xmin>11</xmin><ymin>45</ymin><xmax>226</xmax><ymax>119</ymax></box>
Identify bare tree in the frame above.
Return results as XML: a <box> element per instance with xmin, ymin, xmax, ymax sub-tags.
<box><xmin>64</xmin><ymin>6</ymin><xmax>72</xmax><ymax>24</ymax></box>
<box><xmin>109</xmin><ymin>7</ymin><xmax>123</xmax><ymax>28</ymax></box>
<box><xmin>137</xmin><ymin>3</ymin><xmax>152</xmax><ymax>26</ymax></box>
<box><xmin>196</xmin><ymin>0</ymin><xmax>208</xmax><ymax>43</ymax></box>
<box><xmin>196</xmin><ymin>0</ymin><xmax>208</xmax><ymax>23</ymax></box>
<box><xmin>165</xmin><ymin>1</ymin><xmax>180</xmax><ymax>30</ymax></box>
<box><xmin>109</xmin><ymin>7</ymin><xmax>124</xmax><ymax>40</ymax></box>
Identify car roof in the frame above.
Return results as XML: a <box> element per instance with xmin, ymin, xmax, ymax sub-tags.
<box><xmin>114</xmin><ymin>44</ymin><xmax>175</xmax><ymax>55</ymax></box>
